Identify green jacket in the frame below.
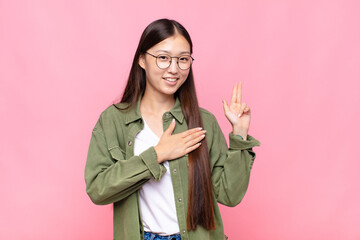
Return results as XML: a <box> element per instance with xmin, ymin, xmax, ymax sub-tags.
<box><xmin>85</xmin><ymin>97</ymin><xmax>260</xmax><ymax>240</ymax></box>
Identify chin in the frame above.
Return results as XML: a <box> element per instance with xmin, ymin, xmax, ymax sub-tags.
<box><xmin>165</xmin><ymin>85</ymin><xmax>184</xmax><ymax>95</ymax></box>
<box><xmin>162</xmin><ymin>89</ymin><xmax>178</xmax><ymax>96</ymax></box>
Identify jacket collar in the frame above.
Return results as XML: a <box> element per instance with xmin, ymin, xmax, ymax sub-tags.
<box><xmin>122</xmin><ymin>96</ymin><xmax>185</xmax><ymax>125</ymax></box>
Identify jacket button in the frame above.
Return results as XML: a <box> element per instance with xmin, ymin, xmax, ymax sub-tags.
<box><xmin>165</xmin><ymin>113</ymin><xmax>171</xmax><ymax>118</ymax></box>
<box><xmin>182</xmin><ymin>230</ymin><xmax>186</xmax><ymax>234</ymax></box>
<box><xmin>173</xmin><ymin>169</ymin><xmax>177</xmax><ymax>173</ymax></box>
<box><xmin>128</xmin><ymin>141</ymin><xmax>132</xmax><ymax>146</ymax></box>
<box><xmin>178</xmin><ymin>198</ymin><xmax>182</xmax><ymax>202</ymax></box>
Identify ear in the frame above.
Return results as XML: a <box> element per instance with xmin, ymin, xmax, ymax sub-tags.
<box><xmin>138</xmin><ymin>54</ymin><xmax>145</xmax><ymax>70</ymax></box>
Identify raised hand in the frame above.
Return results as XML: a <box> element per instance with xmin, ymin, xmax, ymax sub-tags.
<box><xmin>154</xmin><ymin>119</ymin><xmax>206</xmax><ymax>163</ymax></box>
<box><xmin>222</xmin><ymin>82</ymin><xmax>251</xmax><ymax>140</ymax></box>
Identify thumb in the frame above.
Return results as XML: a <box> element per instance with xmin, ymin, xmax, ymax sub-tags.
<box><xmin>164</xmin><ymin>118</ymin><xmax>176</xmax><ymax>135</ymax></box>
<box><xmin>222</xmin><ymin>99</ymin><xmax>230</xmax><ymax>114</ymax></box>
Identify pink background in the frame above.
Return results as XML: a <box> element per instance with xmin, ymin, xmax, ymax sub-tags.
<box><xmin>1</xmin><ymin>0</ymin><xmax>360</xmax><ymax>239</ymax></box>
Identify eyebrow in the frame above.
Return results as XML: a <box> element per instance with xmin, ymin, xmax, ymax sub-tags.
<box><xmin>155</xmin><ymin>50</ymin><xmax>191</xmax><ymax>55</ymax></box>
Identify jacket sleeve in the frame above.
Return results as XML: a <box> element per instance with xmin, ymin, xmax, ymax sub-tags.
<box><xmin>84</xmin><ymin>120</ymin><xmax>167</xmax><ymax>205</ymax></box>
<box><xmin>209</xmin><ymin>116</ymin><xmax>260</xmax><ymax>207</ymax></box>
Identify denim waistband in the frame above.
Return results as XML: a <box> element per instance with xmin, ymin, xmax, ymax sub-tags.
<box><xmin>144</xmin><ymin>231</ymin><xmax>181</xmax><ymax>240</ymax></box>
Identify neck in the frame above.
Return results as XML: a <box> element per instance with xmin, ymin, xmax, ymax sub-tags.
<box><xmin>140</xmin><ymin>89</ymin><xmax>175</xmax><ymax>115</ymax></box>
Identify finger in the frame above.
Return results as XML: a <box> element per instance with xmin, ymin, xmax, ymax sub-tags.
<box><xmin>243</xmin><ymin>106</ymin><xmax>251</xmax><ymax>113</ymax></box>
<box><xmin>238</xmin><ymin>102</ymin><xmax>246</xmax><ymax>118</ymax></box>
<box><xmin>241</xmin><ymin>102</ymin><xmax>247</xmax><ymax>110</ymax></box>
<box><xmin>185</xmin><ymin>142</ymin><xmax>202</xmax><ymax>154</ymax></box>
<box><xmin>180</xmin><ymin>126</ymin><xmax>203</xmax><ymax>138</ymax></box>
<box><xmin>184</xmin><ymin>129</ymin><xmax>206</xmax><ymax>142</ymax></box>
<box><xmin>185</xmin><ymin>134</ymin><xmax>206</xmax><ymax>148</ymax></box>
<box><xmin>222</xmin><ymin>99</ymin><xmax>230</xmax><ymax>114</ymax></box>
<box><xmin>164</xmin><ymin>119</ymin><xmax>176</xmax><ymax>135</ymax></box>
<box><xmin>231</xmin><ymin>83</ymin><xmax>238</xmax><ymax>104</ymax></box>
<box><xmin>236</xmin><ymin>81</ymin><xmax>242</xmax><ymax>103</ymax></box>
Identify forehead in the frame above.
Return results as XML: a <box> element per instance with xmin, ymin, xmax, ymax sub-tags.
<box><xmin>149</xmin><ymin>34</ymin><xmax>191</xmax><ymax>55</ymax></box>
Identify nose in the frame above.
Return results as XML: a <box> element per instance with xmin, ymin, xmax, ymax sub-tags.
<box><xmin>167</xmin><ymin>58</ymin><xmax>179</xmax><ymax>73</ymax></box>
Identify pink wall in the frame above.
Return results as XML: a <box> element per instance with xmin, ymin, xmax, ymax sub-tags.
<box><xmin>1</xmin><ymin>0</ymin><xmax>359</xmax><ymax>239</ymax></box>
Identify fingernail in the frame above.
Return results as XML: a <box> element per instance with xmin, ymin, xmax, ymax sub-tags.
<box><xmin>238</xmin><ymin>113</ymin><xmax>241</xmax><ymax>117</ymax></box>
<box><xmin>172</xmin><ymin>118</ymin><xmax>175</xmax><ymax>122</ymax></box>
<box><xmin>198</xmin><ymin>127</ymin><xmax>203</xmax><ymax>130</ymax></box>
<box><xmin>203</xmin><ymin>130</ymin><xmax>207</xmax><ymax>133</ymax></box>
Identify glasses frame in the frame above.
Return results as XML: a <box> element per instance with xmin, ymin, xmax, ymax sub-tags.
<box><xmin>145</xmin><ymin>52</ymin><xmax>194</xmax><ymax>70</ymax></box>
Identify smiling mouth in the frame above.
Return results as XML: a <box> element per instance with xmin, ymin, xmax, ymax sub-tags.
<box><xmin>163</xmin><ymin>77</ymin><xmax>178</xmax><ymax>82</ymax></box>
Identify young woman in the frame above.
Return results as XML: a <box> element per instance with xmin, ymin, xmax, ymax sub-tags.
<box><xmin>85</xmin><ymin>19</ymin><xmax>260</xmax><ymax>240</ymax></box>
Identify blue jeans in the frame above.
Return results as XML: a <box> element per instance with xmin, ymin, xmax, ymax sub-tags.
<box><xmin>144</xmin><ymin>231</ymin><xmax>181</xmax><ymax>240</ymax></box>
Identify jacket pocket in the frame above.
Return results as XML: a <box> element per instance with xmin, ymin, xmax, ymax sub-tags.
<box><xmin>108</xmin><ymin>146</ymin><xmax>125</xmax><ymax>161</ymax></box>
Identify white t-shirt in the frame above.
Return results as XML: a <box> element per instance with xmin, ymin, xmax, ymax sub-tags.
<box><xmin>134</xmin><ymin>120</ymin><xmax>180</xmax><ymax>235</ymax></box>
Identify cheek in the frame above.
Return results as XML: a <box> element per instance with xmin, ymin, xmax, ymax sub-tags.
<box><xmin>181</xmin><ymin>71</ymin><xmax>190</xmax><ymax>81</ymax></box>
<box><xmin>146</xmin><ymin>66</ymin><xmax>163</xmax><ymax>79</ymax></box>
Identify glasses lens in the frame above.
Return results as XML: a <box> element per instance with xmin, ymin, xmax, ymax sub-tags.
<box><xmin>178</xmin><ymin>55</ymin><xmax>192</xmax><ymax>70</ymax></box>
<box><xmin>156</xmin><ymin>55</ymin><xmax>171</xmax><ymax>69</ymax></box>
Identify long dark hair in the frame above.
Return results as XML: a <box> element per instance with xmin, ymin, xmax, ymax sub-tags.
<box><xmin>118</xmin><ymin>19</ymin><xmax>215</xmax><ymax>231</ymax></box>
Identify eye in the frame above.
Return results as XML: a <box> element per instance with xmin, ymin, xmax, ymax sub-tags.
<box><xmin>158</xmin><ymin>55</ymin><xmax>170</xmax><ymax>61</ymax></box>
<box><xmin>179</xmin><ymin>56</ymin><xmax>190</xmax><ymax>62</ymax></box>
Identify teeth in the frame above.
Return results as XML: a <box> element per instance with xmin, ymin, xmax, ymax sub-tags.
<box><xmin>164</xmin><ymin>78</ymin><xmax>177</xmax><ymax>82</ymax></box>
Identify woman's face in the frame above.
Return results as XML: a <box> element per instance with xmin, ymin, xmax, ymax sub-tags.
<box><xmin>139</xmin><ymin>34</ymin><xmax>191</xmax><ymax>98</ymax></box>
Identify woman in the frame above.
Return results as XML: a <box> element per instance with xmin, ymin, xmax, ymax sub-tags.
<box><xmin>85</xmin><ymin>19</ymin><xmax>260</xmax><ymax>240</ymax></box>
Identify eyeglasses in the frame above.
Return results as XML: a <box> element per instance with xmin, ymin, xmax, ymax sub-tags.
<box><xmin>145</xmin><ymin>52</ymin><xmax>194</xmax><ymax>70</ymax></box>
